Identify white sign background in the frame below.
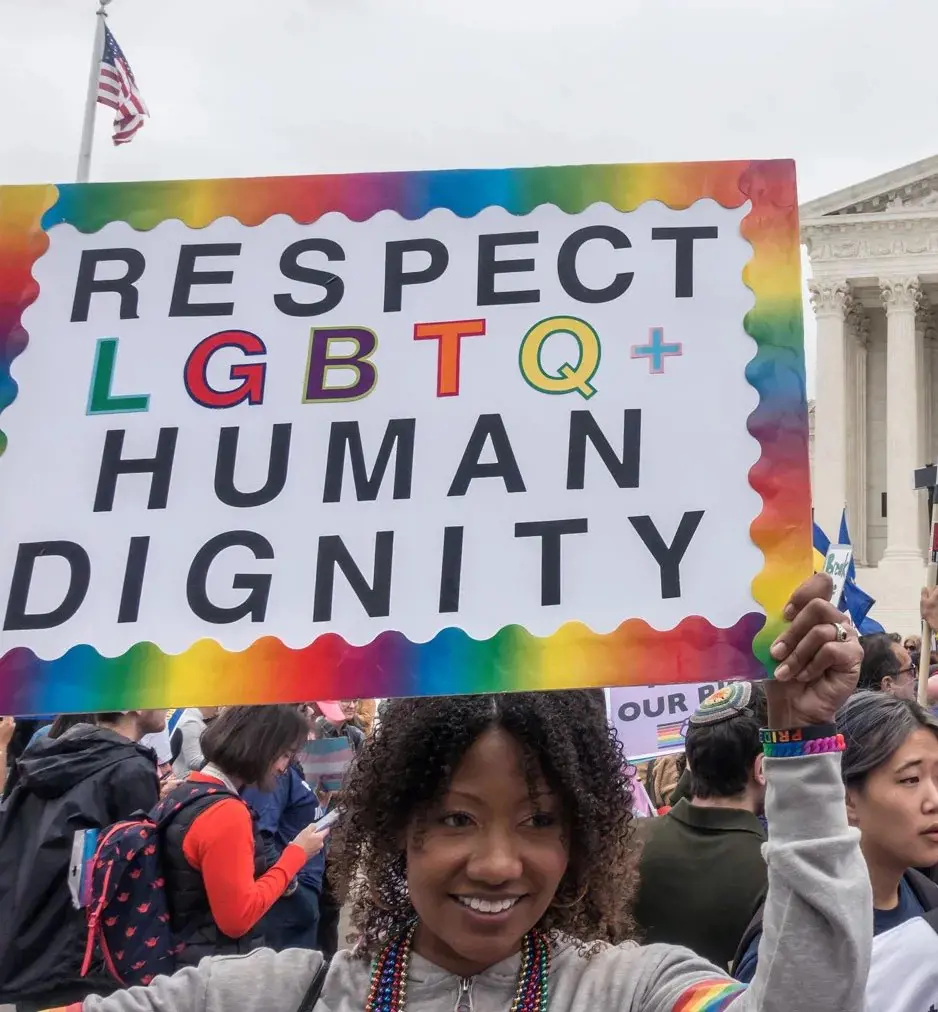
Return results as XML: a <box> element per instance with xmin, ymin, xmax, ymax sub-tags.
<box><xmin>1</xmin><ymin>200</ymin><xmax>761</xmax><ymax>658</ymax></box>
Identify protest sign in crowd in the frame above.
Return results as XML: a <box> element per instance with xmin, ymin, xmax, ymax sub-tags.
<box><xmin>2</xmin><ymin>143</ymin><xmax>938</xmax><ymax>1012</ymax></box>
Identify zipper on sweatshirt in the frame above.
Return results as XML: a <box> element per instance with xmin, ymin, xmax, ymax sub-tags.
<box><xmin>454</xmin><ymin>977</ymin><xmax>474</xmax><ymax>1012</ymax></box>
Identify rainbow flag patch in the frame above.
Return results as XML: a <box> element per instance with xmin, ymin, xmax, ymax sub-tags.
<box><xmin>656</xmin><ymin>721</ymin><xmax>686</xmax><ymax>748</ymax></box>
<box><xmin>673</xmin><ymin>979</ymin><xmax>746</xmax><ymax>1010</ymax></box>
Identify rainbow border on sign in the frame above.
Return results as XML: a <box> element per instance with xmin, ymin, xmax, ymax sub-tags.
<box><xmin>0</xmin><ymin>161</ymin><xmax>810</xmax><ymax>712</ymax></box>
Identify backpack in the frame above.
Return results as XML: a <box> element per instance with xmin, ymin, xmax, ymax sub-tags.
<box><xmin>80</xmin><ymin>779</ymin><xmax>234</xmax><ymax>987</ymax></box>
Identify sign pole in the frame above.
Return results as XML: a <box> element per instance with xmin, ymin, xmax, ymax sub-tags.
<box><xmin>76</xmin><ymin>1</ymin><xmax>112</xmax><ymax>184</ymax></box>
<box><xmin>915</xmin><ymin>461</ymin><xmax>938</xmax><ymax>705</ymax></box>
<box><xmin>920</xmin><ymin>506</ymin><xmax>938</xmax><ymax>705</ymax></box>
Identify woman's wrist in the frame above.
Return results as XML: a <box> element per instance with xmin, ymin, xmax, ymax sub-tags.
<box><xmin>761</xmin><ymin>723</ymin><xmax>845</xmax><ymax>757</ymax></box>
<box><xmin>764</xmin><ymin>679</ymin><xmax>835</xmax><ymax>730</ymax></box>
<box><xmin>761</xmin><ymin>723</ymin><xmax>837</xmax><ymax>741</ymax></box>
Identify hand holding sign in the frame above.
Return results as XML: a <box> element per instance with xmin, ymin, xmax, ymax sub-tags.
<box><xmin>922</xmin><ymin>587</ymin><xmax>938</xmax><ymax>633</ymax></box>
<box><xmin>768</xmin><ymin>573</ymin><xmax>862</xmax><ymax>727</ymax></box>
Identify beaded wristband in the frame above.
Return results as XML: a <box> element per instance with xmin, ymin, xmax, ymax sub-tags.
<box><xmin>760</xmin><ymin>724</ymin><xmax>845</xmax><ymax>758</ymax></box>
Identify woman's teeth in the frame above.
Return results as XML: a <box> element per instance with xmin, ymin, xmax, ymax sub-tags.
<box><xmin>456</xmin><ymin>896</ymin><xmax>519</xmax><ymax>914</ymax></box>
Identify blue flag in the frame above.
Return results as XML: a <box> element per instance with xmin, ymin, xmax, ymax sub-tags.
<box><xmin>843</xmin><ymin>579</ymin><xmax>874</xmax><ymax>628</ymax></box>
<box><xmin>858</xmin><ymin>613</ymin><xmax>885</xmax><ymax>635</ymax></box>
<box><xmin>814</xmin><ymin>516</ymin><xmax>880</xmax><ymax>630</ymax></box>
<box><xmin>812</xmin><ymin>521</ymin><xmax>830</xmax><ymax>557</ymax></box>
<box><xmin>838</xmin><ymin>509</ymin><xmax>858</xmax><ymax>581</ymax></box>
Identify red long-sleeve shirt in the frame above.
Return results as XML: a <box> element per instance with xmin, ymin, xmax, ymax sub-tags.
<box><xmin>182</xmin><ymin>772</ymin><xmax>306</xmax><ymax>938</ymax></box>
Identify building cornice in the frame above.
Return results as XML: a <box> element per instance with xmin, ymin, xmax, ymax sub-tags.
<box><xmin>799</xmin><ymin>155</ymin><xmax>938</xmax><ymax>217</ymax></box>
<box><xmin>802</xmin><ymin>215</ymin><xmax>938</xmax><ymax>278</ymax></box>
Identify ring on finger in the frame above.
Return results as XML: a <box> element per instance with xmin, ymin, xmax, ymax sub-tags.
<box><xmin>833</xmin><ymin>621</ymin><xmax>848</xmax><ymax>643</ymax></box>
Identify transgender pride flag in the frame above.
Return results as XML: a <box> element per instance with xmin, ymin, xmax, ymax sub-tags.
<box><xmin>299</xmin><ymin>736</ymin><xmax>355</xmax><ymax>791</ymax></box>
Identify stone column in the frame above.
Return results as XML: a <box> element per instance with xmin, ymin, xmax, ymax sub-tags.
<box><xmin>880</xmin><ymin>276</ymin><xmax>923</xmax><ymax>563</ymax></box>
<box><xmin>809</xmin><ymin>279</ymin><xmax>851</xmax><ymax>538</ymax></box>
<box><xmin>846</xmin><ymin>301</ymin><xmax>869</xmax><ymax>563</ymax></box>
<box><xmin>921</xmin><ymin>304</ymin><xmax>936</xmax><ymax>464</ymax></box>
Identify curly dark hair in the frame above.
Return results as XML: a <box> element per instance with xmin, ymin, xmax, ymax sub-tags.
<box><xmin>329</xmin><ymin>690</ymin><xmax>638</xmax><ymax>958</ymax></box>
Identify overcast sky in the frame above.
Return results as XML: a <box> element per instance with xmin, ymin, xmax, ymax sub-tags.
<box><xmin>3</xmin><ymin>0</ymin><xmax>938</xmax><ymax>392</ymax></box>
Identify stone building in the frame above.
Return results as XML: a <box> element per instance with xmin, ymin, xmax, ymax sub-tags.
<box><xmin>801</xmin><ymin>155</ymin><xmax>938</xmax><ymax>632</ymax></box>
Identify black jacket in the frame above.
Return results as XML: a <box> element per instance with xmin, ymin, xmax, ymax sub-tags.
<box><xmin>0</xmin><ymin>724</ymin><xmax>159</xmax><ymax>1004</ymax></box>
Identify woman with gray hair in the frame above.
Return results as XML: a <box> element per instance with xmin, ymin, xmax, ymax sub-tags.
<box><xmin>735</xmin><ymin>689</ymin><xmax>938</xmax><ymax>981</ymax></box>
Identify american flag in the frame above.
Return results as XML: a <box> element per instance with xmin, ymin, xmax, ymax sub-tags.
<box><xmin>96</xmin><ymin>25</ymin><xmax>148</xmax><ymax>145</ymax></box>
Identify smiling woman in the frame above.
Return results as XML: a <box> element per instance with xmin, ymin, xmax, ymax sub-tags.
<box><xmin>331</xmin><ymin>691</ymin><xmax>635</xmax><ymax>980</ymax></box>
<box><xmin>48</xmin><ymin>574</ymin><xmax>874</xmax><ymax>1012</ymax></box>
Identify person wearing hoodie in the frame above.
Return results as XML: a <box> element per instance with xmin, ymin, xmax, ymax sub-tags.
<box><xmin>0</xmin><ymin>709</ymin><xmax>166</xmax><ymax>1011</ymax></box>
<box><xmin>36</xmin><ymin>575</ymin><xmax>874</xmax><ymax>1012</ymax></box>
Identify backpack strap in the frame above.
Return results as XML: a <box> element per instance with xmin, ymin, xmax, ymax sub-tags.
<box><xmin>150</xmin><ymin>778</ymin><xmax>237</xmax><ymax>828</ymax></box>
<box><xmin>923</xmin><ymin>907</ymin><xmax>938</xmax><ymax>933</ymax></box>
<box><xmin>296</xmin><ymin>960</ymin><xmax>329</xmax><ymax>1012</ymax></box>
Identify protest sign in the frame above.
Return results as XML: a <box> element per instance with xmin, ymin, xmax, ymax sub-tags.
<box><xmin>823</xmin><ymin>544</ymin><xmax>853</xmax><ymax>609</ymax></box>
<box><xmin>610</xmin><ymin>681</ymin><xmax>733</xmax><ymax>760</ymax></box>
<box><xmin>0</xmin><ymin>160</ymin><xmax>810</xmax><ymax>711</ymax></box>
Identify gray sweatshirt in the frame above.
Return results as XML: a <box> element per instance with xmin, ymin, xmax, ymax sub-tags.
<box><xmin>76</xmin><ymin>753</ymin><xmax>871</xmax><ymax>1012</ymax></box>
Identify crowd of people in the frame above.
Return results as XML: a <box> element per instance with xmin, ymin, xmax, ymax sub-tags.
<box><xmin>0</xmin><ymin>699</ymin><xmax>375</xmax><ymax>1008</ymax></box>
<box><xmin>2</xmin><ymin>575</ymin><xmax>938</xmax><ymax>1009</ymax></box>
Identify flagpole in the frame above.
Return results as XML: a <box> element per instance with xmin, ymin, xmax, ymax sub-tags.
<box><xmin>76</xmin><ymin>0</ymin><xmax>112</xmax><ymax>184</ymax></box>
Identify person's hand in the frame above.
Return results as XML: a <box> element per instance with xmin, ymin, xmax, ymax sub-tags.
<box><xmin>291</xmin><ymin>823</ymin><xmax>329</xmax><ymax>860</ymax></box>
<box><xmin>766</xmin><ymin>573</ymin><xmax>862</xmax><ymax>727</ymax></box>
<box><xmin>0</xmin><ymin>717</ymin><xmax>15</xmax><ymax>751</ymax></box>
<box><xmin>928</xmin><ymin>673</ymin><xmax>938</xmax><ymax>706</ymax></box>
<box><xmin>922</xmin><ymin>587</ymin><xmax>938</xmax><ymax>632</ymax></box>
<box><xmin>159</xmin><ymin>776</ymin><xmax>182</xmax><ymax>799</ymax></box>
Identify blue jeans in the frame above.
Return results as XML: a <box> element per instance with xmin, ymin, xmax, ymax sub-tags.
<box><xmin>263</xmin><ymin>880</ymin><xmax>321</xmax><ymax>951</ymax></box>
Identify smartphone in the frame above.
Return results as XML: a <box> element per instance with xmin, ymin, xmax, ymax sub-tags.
<box><xmin>314</xmin><ymin>809</ymin><xmax>341</xmax><ymax>833</ymax></box>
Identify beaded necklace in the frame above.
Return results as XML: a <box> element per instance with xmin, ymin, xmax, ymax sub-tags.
<box><xmin>365</xmin><ymin>923</ymin><xmax>552</xmax><ymax>1012</ymax></box>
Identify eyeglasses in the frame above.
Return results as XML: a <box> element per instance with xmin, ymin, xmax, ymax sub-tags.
<box><xmin>897</xmin><ymin>664</ymin><xmax>917</xmax><ymax>678</ymax></box>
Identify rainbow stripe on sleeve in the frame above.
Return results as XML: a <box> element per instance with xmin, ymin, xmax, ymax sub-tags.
<box><xmin>673</xmin><ymin>978</ymin><xmax>747</xmax><ymax>1010</ymax></box>
<box><xmin>0</xmin><ymin>160</ymin><xmax>810</xmax><ymax>712</ymax></box>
